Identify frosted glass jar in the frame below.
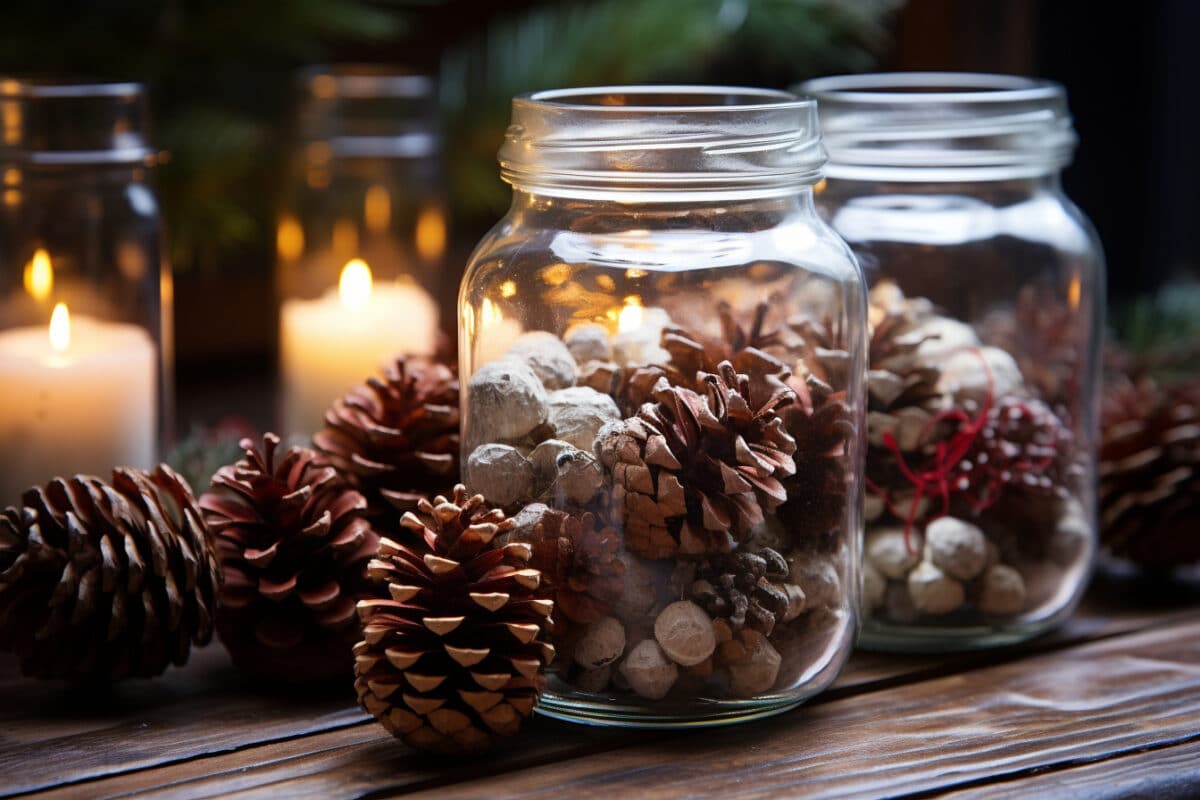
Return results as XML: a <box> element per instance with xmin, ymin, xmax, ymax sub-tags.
<box><xmin>800</xmin><ymin>73</ymin><xmax>1104</xmax><ymax>651</ymax></box>
<box><xmin>459</xmin><ymin>87</ymin><xmax>866</xmax><ymax>726</ymax></box>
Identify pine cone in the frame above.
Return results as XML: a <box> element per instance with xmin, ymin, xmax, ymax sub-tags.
<box><xmin>1100</xmin><ymin>377</ymin><xmax>1200</xmax><ymax>566</ymax></box>
<box><xmin>979</xmin><ymin>282</ymin><xmax>1080</xmax><ymax>408</ymax></box>
<box><xmin>596</xmin><ymin>361</ymin><xmax>796</xmax><ymax>559</ymax></box>
<box><xmin>512</xmin><ymin>508</ymin><xmax>626</xmax><ymax>626</ymax></box>
<box><xmin>354</xmin><ymin>486</ymin><xmax>555</xmax><ymax>753</ymax></box>
<box><xmin>315</xmin><ymin>356</ymin><xmax>460</xmax><ymax>514</ymax></box>
<box><xmin>957</xmin><ymin>396</ymin><xmax>1074</xmax><ymax>509</ymax></box>
<box><xmin>0</xmin><ymin>466</ymin><xmax>219</xmax><ymax>681</ymax></box>
<box><xmin>690</xmin><ymin>547</ymin><xmax>803</xmax><ymax>637</ymax></box>
<box><xmin>200</xmin><ymin>434</ymin><xmax>378</xmax><ymax>684</ymax></box>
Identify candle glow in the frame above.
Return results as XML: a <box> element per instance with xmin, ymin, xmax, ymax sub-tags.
<box><xmin>617</xmin><ymin>295</ymin><xmax>644</xmax><ymax>333</ymax></box>
<box><xmin>24</xmin><ymin>248</ymin><xmax>53</xmax><ymax>302</ymax></box>
<box><xmin>338</xmin><ymin>258</ymin><xmax>373</xmax><ymax>312</ymax></box>
<box><xmin>49</xmin><ymin>302</ymin><xmax>70</xmax><ymax>353</ymax></box>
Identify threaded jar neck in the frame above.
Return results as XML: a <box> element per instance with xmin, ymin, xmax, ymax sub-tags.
<box><xmin>498</xmin><ymin>86</ymin><xmax>826</xmax><ymax>200</ymax></box>
<box><xmin>0</xmin><ymin>79</ymin><xmax>152</xmax><ymax>166</ymax></box>
<box><xmin>799</xmin><ymin>72</ymin><xmax>1077</xmax><ymax>182</ymax></box>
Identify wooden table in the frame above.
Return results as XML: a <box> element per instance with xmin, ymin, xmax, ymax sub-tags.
<box><xmin>3</xmin><ymin>577</ymin><xmax>1198</xmax><ymax>800</ymax></box>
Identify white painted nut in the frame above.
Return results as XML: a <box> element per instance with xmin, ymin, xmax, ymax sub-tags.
<box><xmin>788</xmin><ymin>557</ymin><xmax>841</xmax><ymax>610</ymax></box>
<box><xmin>925</xmin><ymin>517</ymin><xmax>988</xmax><ymax>581</ymax></box>
<box><xmin>864</xmin><ymin>493</ymin><xmax>885</xmax><ymax>523</ymax></box>
<box><xmin>866</xmin><ymin>527</ymin><xmax>923</xmax><ymax>580</ymax></box>
<box><xmin>907</xmin><ymin>562</ymin><xmax>965</xmax><ymax>615</ymax></box>
<box><xmin>466</xmin><ymin>356</ymin><xmax>548</xmax><ymax>442</ymax></box>
<box><xmin>573</xmin><ymin>617</ymin><xmax>626</xmax><ymax>669</ymax></box>
<box><xmin>862</xmin><ymin>562</ymin><xmax>886</xmax><ymax>612</ymax></box>
<box><xmin>465</xmin><ymin>444</ymin><xmax>535</xmax><ymax>508</ymax></box>
<box><xmin>612</xmin><ymin>551</ymin><xmax>659</xmax><ymax>621</ymax></box>
<box><xmin>611</xmin><ymin>307</ymin><xmax>671</xmax><ymax>368</ymax></box>
<box><xmin>654</xmin><ymin>600</ymin><xmax>717</xmax><ymax>666</ymax></box>
<box><xmin>619</xmin><ymin>640</ymin><xmax>678</xmax><ymax>700</ymax></box>
<box><xmin>545</xmin><ymin>386</ymin><xmax>621</xmax><ymax>451</ymax></box>
<box><xmin>937</xmin><ymin>346</ymin><xmax>1025</xmax><ymax>405</ymax></box>
<box><xmin>573</xmin><ymin>664</ymin><xmax>613</xmax><ymax>693</ymax></box>
<box><xmin>979</xmin><ymin>564</ymin><xmax>1027</xmax><ymax>616</ymax></box>
<box><xmin>911</xmin><ymin>316</ymin><xmax>981</xmax><ymax>360</ymax></box>
<box><xmin>563</xmin><ymin>323</ymin><xmax>612</xmax><ymax>365</ymax></box>
<box><xmin>1048</xmin><ymin>499</ymin><xmax>1093</xmax><ymax>567</ymax></box>
<box><xmin>529</xmin><ymin>439</ymin><xmax>604</xmax><ymax>505</ymax></box>
<box><xmin>883</xmin><ymin>581</ymin><xmax>918</xmax><ymax>623</ymax></box>
<box><xmin>727</xmin><ymin>630</ymin><xmax>782</xmax><ymax>697</ymax></box>
<box><xmin>507</xmin><ymin>330</ymin><xmax>578</xmax><ymax>390</ymax></box>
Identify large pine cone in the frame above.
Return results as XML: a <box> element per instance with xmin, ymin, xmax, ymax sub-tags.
<box><xmin>200</xmin><ymin>434</ymin><xmax>378</xmax><ymax>683</ymax></box>
<box><xmin>354</xmin><ymin>486</ymin><xmax>555</xmax><ymax>753</ymax></box>
<box><xmin>509</xmin><ymin>507</ymin><xmax>625</xmax><ymax>626</ymax></box>
<box><xmin>1100</xmin><ymin>377</ymin><xmax>1200</xmax><ymax>566</ymax></box>
<box><xmin>0</xmin><ymin>466</ymin><xmax>220</xmax><ymax>681</ymax></box>
<box><xmin>596</xmin><ymin>361</ymin><xmax>796</xmax><ymax>559</ymax></box>
<box><xmin>315</xmin><ymin>356</ymin><xmax>460</xmax><ymax>514</ymax></box>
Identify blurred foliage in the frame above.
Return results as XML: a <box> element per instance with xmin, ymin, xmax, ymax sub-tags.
<box><xmin>1109</xmin><ymin>279</ymin><xmax>1200</xmax><ymax>381</ymax></box>
<box><xmin>0</xmin><ymin>0</ymin><xmax>901</xmax><ymax>273</ymax></box>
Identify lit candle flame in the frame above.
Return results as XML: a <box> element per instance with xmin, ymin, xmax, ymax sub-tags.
<box><xmin>338</xmin><ymin>258</ymin><xmax>373</xmax><ymax>312</ymax></box>
<box><xmin>49</xmin><ymin>302</ymin><xmax>70</xmax><ymax>353</ymax></box>
<box><xmin>24</xmin><ymin>248</ymin><xmax>53</xmax><ymax>302</ymax></box>
<box><xmin>617</xmin><ymin>295</ymin><xmax>644</xmax><ymax>333</ymax></box>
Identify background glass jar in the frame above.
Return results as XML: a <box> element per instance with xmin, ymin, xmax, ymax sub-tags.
<box><xmin>276</xmin><ymin>66</ymin><xmax>446</xmax><ymax>439</ymax></box>
<box><xmin>459</xmin><ymin>87</ymin><xmax>866</xmax><ymax>726</ymax></box>
<box><xmin>800</xmin><ymin>73</ymin><xmax>1104</xmax><ymax>651</ymax></box>
<box><xmin>0</xmin><ymin>79</ymin><xmax>167</xmax><ymax>502</ymax></box>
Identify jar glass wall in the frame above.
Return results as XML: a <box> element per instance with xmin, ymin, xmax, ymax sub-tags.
<box><xmin>0</xmin><ymin>79</ymin><xmax>167</xmax><ymax>501</ymax></box>
<box><xmin>800</xmin><ymin>73</ymin><xmax>1104</xmax><ymax>651</ymax></box>
<box><xmin>459</xmin><ymin>87</ymin><xmax>866</xmax><ymax>726</ymax></box>
<box><xmin>276</xmin><ymin>66</ymin><xmax>445</xmax><ymax>439</ymax></box>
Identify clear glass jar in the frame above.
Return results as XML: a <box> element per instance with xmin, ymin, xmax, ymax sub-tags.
<box><xmin>0</xmin><ymin>79</ymin><xmax>167</xmax><ymax>502</ymax></box>
<box><xmin>276</xmin><ymin>66</ymin><xmax>445</xmax><ymax>438</ymax></box>
<box><xmin>800</xmin><ymin>73</ymin><xmax>1104</xmax><ymax>650</ymax></box>
<box><xmin>459</xmin><ymin>87</ymin><xmax>865</xmax><ymax>726</ymax></box>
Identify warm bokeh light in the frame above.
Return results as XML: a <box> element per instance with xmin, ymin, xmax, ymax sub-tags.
<box><xmin>310</xmin><ymin>74</ymin><xmax>338</xmax><ymax>100</ymax></box>
<box><xmin>364</xmin><ymin>184</ymin><xmax>391</xmax><ymax>232</ymax></box>
<box><xmin>415</xmin><ymin>205</ymin><xmax>446</xmax><ymax>262</ymax></box>
<box><xmin>500</xmin><ymin>280</ymin><xmax>517</xmax><ymax>298</ymax></box>
<box><xmin>276</xmin><ymin>215</ymin><xmax>305</xmax><ymax>261</ymax></box>
<box><xmin>49</xmin><ymin>302</ymin><xmax>70</xmax><ymax>353</ymax></box>
<box><xmin>1068</xmin><ymin>274</ymin><xmax>1081</xmax><ymax>310</ymax></box>
<box><xmin>338</xmin><ymin>259</ymin><xmax>373</xmax><ymax>311</ymax></box>
<box><xmin>617</xmin><ymin>295</ymin><xmax>644</xmax><ymax>332</ymax></box>
<box><xmin>24</xmin><ymin>248</ymin><xmax>53</xmax><ymax>302</ymax></box>
<box><xmin>332</xmin><ymin>218</ymin><xmax>358</xmax><ymax>260</ymax></box>
<box><xmin>481</xmin><ymin>296</ymin><xmax>504</xmax><ymax>327</ymax></box>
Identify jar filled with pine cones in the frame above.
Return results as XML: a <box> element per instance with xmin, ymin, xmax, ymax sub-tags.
<box><xmin>802</xmin><ymin>73</ymin><xmax>1104</xmax><ymax>650</ymax></box>
<box><xmin>456</xmin><ymin>86</ymin><xmax>866</xmax><ymax>725</ymax></box>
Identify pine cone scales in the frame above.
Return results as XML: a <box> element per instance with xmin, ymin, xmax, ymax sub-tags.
<box><xmin>779</xmin><ymin>379</ymin><xmax>856</xmax><ymax>546</ymax></box>
<box><xmin>315</xmin><ymin>357</ymin><xmax>460</xmax><ymax>512</ymax></box>
<box><xmin>515</xmin><ymin>508</ymin><xmax>625</xmax><ymax>625</ymax></box>
<box><xmin>0</xmin><ymin>466</ymin><xmax>219</xmax><ymax>681</ymax></box>
<box><xmin>200</xmin><ymin>434</ymin><xmax>378</xmax><ymax>683</ymax></box>
<box><xmin>597</xmin><ymin>362</ymin><xmax>796</xmax><ymax>559</ymax></box>
<box><xmin>354</xmin><ymin>486</ymin><xmax>555</xmax><ymax>753</ymax></box>
<box><xmin>1100</xmin><ymin>377</ymin><xmax>1200</xmax><ymax>566</ymax></box>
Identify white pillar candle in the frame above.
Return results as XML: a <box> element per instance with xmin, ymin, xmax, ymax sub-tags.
<box><xmin>279</xmin><ymin>259</ymin><xmax>439</xmax><ymax>437</ymax></box>
<box><xmin>0</xmin><ymin>303</ymin><xmax>157</xmax><ymax>502</ymax></box>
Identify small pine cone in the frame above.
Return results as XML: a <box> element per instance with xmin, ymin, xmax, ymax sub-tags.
<box><xmin>596</xmin><ymin>361</ymin><xmax>796</xmax><ymax>559</ymax></box>
<box><xmin>691</xmin><ymin>547</ymin><xmax>797</xmax><ymax>637</ymax></box>
<box><xmin>200</xmin><ymin>434</ymin><xmax>379</xmax><ymax>684</ymax></box>
<box><xmin>1100</xmin><ymin>377</ymin><xmax>1200</xmax><ymax>566</ymax></box>
<box><xmin>315</xmin><ymin>356</ymin><xmax>460</xmax><ymax>513</ymax></box>
<box><xmin>0</xmin><ymin>466</ymin><xmax>220</xmax><ymax>681</ymax></box>
<box><xmin>354</xmin><ymin>486</ymin><xmax>555</xmax><ymax>753</ymax></box>
<box><xmin>778</xmin><ymin>379</ymin><xmax>856</xmax><ymax>548</ymax></box>
<box><xmin>511</xmin><ymin>508</ymin><xmax>626</xmax><ymax>626</ymax></box>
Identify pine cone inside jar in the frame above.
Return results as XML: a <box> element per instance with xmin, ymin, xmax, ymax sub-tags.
<box><xmin>315</xmin><ymin>356</ymin><xmax>460</xmax><ymax>514</ymax></box>
<box><xmin>200</xmin><ymin>434</ymin><xmax>379</xmax><ymax>684</ymax></box>
<box><xmin>596</xmin><ymin>361</ymin><xmax>797</xmax><ymax>560</ymax></box>
<box><xmin>1100</xmin><ymin>376</ymin><xmax>1200</xmax><ymax>566</ymax></box>
<box><xmin>0</xmin><ymin>466</ymin><xmax>220</xmax><ymax>681</ymax></box>
<box><xmin>510</xmin><ymin>507</ymin><xmax>626</xmax><ymax>626</ymax></box>
<box><xmin>354</xmin><ymin>486</ymin><xmax>555</xmax><ymax>753</ymax></box>
<box><xmin>690</xmin><ymin>547</ymin><xmax>804</xmax><ymax>637</ymax></box>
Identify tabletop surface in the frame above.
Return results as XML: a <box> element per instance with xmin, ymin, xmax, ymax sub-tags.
<box><xmin>2</xmin><ymin>576</ymin><xmax>1198</xmax><ymax>800</ymax></box>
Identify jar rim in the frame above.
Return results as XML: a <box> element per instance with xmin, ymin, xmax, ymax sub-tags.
<box><xmin>500</xmin><ymin>85</ymin><xmax>826</xmax><ymax>200</ymax></box>
<box><xmin>299</xmin><ymin>65</ymin><xmax>435</xmax><ymax>100</ymax></box>
<box><xmin>798</xmin><ymin>72</ymin><xmax>1076</xmax><ymax>182</ymax></box>
<box><xmin>0</xmin><ymin>79</ymin><xmax>142</xmax><ymax>100</ymax></box>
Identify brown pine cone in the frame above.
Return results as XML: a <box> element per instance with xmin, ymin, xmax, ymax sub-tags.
<box><xmin>354</xmin><ymin>486</ymin><xmax>555</xmax><ymax>753</ymax></box>
<box><xmin>979</xmin><ymin>282</ymin><xmax>1080</xmax><ymax>408</ymax></box>
<box><xmin>690</xmin><ymin>547</ymin><xmax>803</xmax><ymax>637</ymax></box>
<box><xmin>200</xmin><ymin>434</ymin><xmax>379</xmax><ymax>684</ymax></box>
<box><xmin>596</xmin><ymin>361</ymin><xmax>796</xmax><ymax>559</ymax></box>
<box><xmin>0</xmin><ymin>466</ymin><xmax>220</xmax><ymax>681</ymax></box>
<box><xmin>315</xmin><ymin>356</ymin><xmax>460</xmax><ymax>514</ymax></box>
<box><xmin>1100</xmin><ymin>377</ymin><xmax>1200</xmax><ymax>566</ymax></box>
<box><xmin>510</xmin><ymin>507</ymin><xmax>626</xmax><ymax>626</ymax></box>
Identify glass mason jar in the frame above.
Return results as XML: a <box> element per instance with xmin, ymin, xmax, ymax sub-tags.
<box><xmin>0</xmin><ymin>79</ymin><xmax>167</xmax><ymax>502</ymax></box>
<box><xmin>800</xmin><ymin>73</ymin><xmax>1104</xmax><ymax>650</ymax></box>
<box><xmin>276</xmin><ymin>66</ymin><xmax>445</xmax><ymax>439</ymax></box>
<box><xmin>459</xmin><ymin>87</ymin><xmax>866</xmax><ymax>726</ymax></box>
